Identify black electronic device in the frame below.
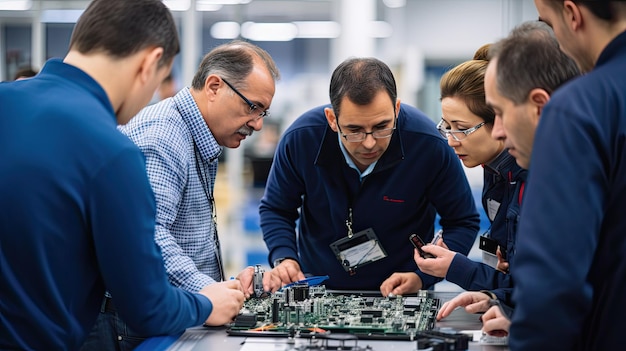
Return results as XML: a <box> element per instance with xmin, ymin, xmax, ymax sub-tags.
<box><xmin>409</xmin><ymin>234</ymin><xmax>435</xmax><ymax>259</ymax></box>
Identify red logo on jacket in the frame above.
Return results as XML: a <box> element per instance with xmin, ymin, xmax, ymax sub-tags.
<box><xmin>383</xmin><ymin>195</ymin><xmax>405</xmax><ymax>203</ymax></box>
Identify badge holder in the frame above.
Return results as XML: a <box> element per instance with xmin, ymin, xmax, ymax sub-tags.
<box><xmin>479</xmin><ymin>235</ymin><xmax>499</xmax><ymax>269</ymax></box>
<box><xmin>329</xmin><ymin>228</ymin><xmax>387</xmax><ymax>276</ymax></box>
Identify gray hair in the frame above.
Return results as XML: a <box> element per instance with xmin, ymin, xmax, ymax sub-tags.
<box><xmin>489</xmin><ymin>21</ymin><xmax>580</xmax><ymax>104</ymax></box>
<box><xmin>191</xmin><ymin>40</ymin><xmax>280</xmax><ymax>90</ymax></box>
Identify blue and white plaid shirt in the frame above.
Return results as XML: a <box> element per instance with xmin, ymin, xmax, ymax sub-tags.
<box><xmin>119</xmin><ymin>88</ymin><xmax>223</xmax><ymax>292</ymax></box>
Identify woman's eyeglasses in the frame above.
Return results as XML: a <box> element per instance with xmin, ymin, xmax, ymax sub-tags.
<box><xmin>436</xmin><ymin>119</ymin><xmax>485</xmax><ymax>141</ymax></box>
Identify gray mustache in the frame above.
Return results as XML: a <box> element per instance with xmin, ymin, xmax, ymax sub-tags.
<box><xmin>237</xmin><ymin>126</ymin><xmax>253</xmax><ymax>136</ymax></box>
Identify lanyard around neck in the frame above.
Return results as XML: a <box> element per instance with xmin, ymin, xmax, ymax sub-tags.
<box><xmin>193</xmin><ymin>142</ymin><xmax>224</xmax><ymax>281</ymax></box>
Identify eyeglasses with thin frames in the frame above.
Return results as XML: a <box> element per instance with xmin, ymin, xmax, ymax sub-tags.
<box><xmin>337</xmin><ymin>117</ymin><xmax>397</xmax><ymax>143</ymax></box>
<box><xmin>436</xmin><ymin>119</ymin><xmax>485</xmax><ymax>141</ymax></box>
<box><xmin>221</xmin><ymin>77</ymin><xmax>270</xmax><ymax>120</ymax></box>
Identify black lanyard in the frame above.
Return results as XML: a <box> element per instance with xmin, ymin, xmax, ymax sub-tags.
<box><xmin>193</xmin><ymin>142</ymin><xmax>224</xmax><ymax>282</ymax></box>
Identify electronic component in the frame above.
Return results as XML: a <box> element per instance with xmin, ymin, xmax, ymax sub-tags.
<box><xmin>252</xmin><ymin>264</ymin><xmax>266</xmax><ymax>298</ymax></box>
<box><xmin>228</xmin><ymin>286</ymin><xmax>439</xmax><ymax>341</ymax></box>
<box><xmin>416</xmin><ymin>328</ymin><xmax>472</xmax><ymax>350</ymax></box>
<box><xmin>480</xmin><ymin>333</ymin><xmax>508</xmax><ymax>346</ymax></box>
<box><xmin>282</xmin><ymin>275</ymin><xmax>329</xmax><ymax>289</ymax></box>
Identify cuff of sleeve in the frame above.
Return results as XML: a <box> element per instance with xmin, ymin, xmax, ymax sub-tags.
<box><xmin>480</xmin><ymin>290</ymin><xmax>497</xmax><ymax>300</ymax></box>
<box><xmin>415</xmin><ymin>270</ymin><xmax>441</xmax><ymax>289</ymax></box>
<box><xmin>445</xmin><ymin>254</ymin><xmax>475</xmax><ymax>288</ymax></box>
<box><xmin>272</xmin><ymin>257</ymin><xmax>300</xmax><ymax>268</ymax></box>
<box><xmin>181</xmin><ymin>273</ymin><xmax>217</xmax><ymax>292</ymax></box>
<box><xmin>194</xmin><ymin>292</ymin><xmax>214</xmax><ymax>322</ymax></box>
<box><xmin>490</xmin><ymin>288</ymin><xmax>512</xmax><ymax>304</ymax></box>
<box><xmin>269</xmin><ymin>249</ymin><xmax>299</xmax><ymax>267</ymax></box>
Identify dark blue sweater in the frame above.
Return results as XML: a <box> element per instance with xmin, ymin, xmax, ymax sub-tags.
<box><xmin>446</xmin><ymin>151</ymin><xmax>526</xmax><ymax>299</ymax></box>
<box><xmin>510</xmin><ymin>31</ymin><xmax>626</xmax><ymax>350</ymax></box>
<box><xmin>260</xmin><ymin>104</ymin><xmax>480</xmax><ymax>290</ymax></box>
<box><xmin>0</xmin><ymin>59</ymin><xmax>212</xmax><ymax>350</ymax></box>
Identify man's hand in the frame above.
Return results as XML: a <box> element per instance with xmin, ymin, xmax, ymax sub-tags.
<box><xmin>261</xmin><ymin>268</ymin><xmax>288</xmax><ymax>293</ymax></box>
<box><xmin>236</xmin><ymin>266</ymin><xmax>285</xmax><ymax>297</ymax></box>
<box><xmin>496</xmin><ymin>247</ymin><xmax>509</xmax><ymax>273</ymax></box>
<box><xmin>271</xmin><ymin>259</ymin><xmax>305</xmax><ymax>286</ymax></box>
<box><xmin>198</xmin><ymin>280</ymin><xmax>245</xmax><ymax>326</ymax></box>
<box><xmin>236</xmin><ymin>266</ymin><xmax>255</xmax><ymax>298</ymax></box>
<box><xmin>481</xmin><ymin>304</ymin><xmax>510</xmax><ymax>337</ymax></box>
<box><xmin>379</xmin><ymin>272</ymin><xmax>422</xmax><ymax>297</ymax></box>
<box><xmin>437</xmin><ymin>291</ymin><xmax>491</xmax><ymax>320</ymax></box>
<box><xmin>414</xmin><ymin>244</ymin><xmax>456</xmax><ymax>278</ymax></box>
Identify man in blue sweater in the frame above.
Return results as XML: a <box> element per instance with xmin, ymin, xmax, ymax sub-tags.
<box><xmin>82</xmin><ymin>41</ymin><xmax>283</xmax><ymax>351</ymax></box>
<box><xmin>509</xmin><ymin>1</ymin><xmax>626</xmax><ymax>349</ymax></box>
<box><xmin>260</xmin><ymin>57</ymin><xmax>480</xmax><ymax>295</ymax></box>
<box><xmin>0</xmin><ymin>1</ymin><xmax>244</xmax><ymax>350</ymax></box>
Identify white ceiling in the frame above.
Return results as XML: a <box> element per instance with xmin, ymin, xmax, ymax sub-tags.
<box><xmin>0</xmin><ymin>0</ymin><xmax>337</xmax><ymax>22</ymax></box>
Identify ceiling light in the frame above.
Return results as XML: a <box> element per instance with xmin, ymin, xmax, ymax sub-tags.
<box><xmin>293</xmin><ymin>21</ymin><xmax>341</xmax><ymax>39</ymax></box>
<box><xmin>211</xmin><ymin>21</ymin><xmax>240</xmax><ymax>39</ymax></box>
<box><xmin>197</xmin><ymin>3</ymin><xmax>223</xmax><ymax>11</ymax></box>
<box><xmin>40</xmin><ymin>9</ymin><xmax>84</xmax><ymax>23</ymax></box>
<box><xmin>198</xmin><ymin>0</ymin><xmax>251</xmax><ymax>4</ymax></box>
<box><xmin>163</xmin><ymin>0</ymin><xmax>190</xmax><ymax>11</ymax></box>
<box><xmin>383</xmin><ymin>0</ymin><xmax>406</xmax><ymax>8</ymax></box>
<box><xmin>0</xmin><ymin>0</ymin><xmax>31</xmax><ymax>11</ymax></box>
<box><xmin>241</xmin><ymin>22</ymin><xmax>297</xmax><ymax>42</ymax></box>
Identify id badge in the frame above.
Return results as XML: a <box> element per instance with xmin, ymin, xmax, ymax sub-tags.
<box><xmin>329</xmin><ymin>228</ymin><xmax>387</xmax><ymax>273</ymax></box>
<box><xmin>479</xmin><ymin>235</ymin><xmax>498</xmax><ymax>269</ymax></box>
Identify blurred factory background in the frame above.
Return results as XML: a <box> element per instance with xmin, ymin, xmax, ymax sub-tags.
<box><xmin>0</xmin><ymin>0</ymin><xmax>538</xmax><ymax>289</ymax></box>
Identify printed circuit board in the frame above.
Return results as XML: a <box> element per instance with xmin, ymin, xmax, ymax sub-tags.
<box><xmin>228</xmin><ymin>285</ymin><xmax>439</xmax><ymax>340</ymax></box>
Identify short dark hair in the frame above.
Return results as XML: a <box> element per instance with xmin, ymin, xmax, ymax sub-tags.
<box><xmin>329</xmin><ymin>57</ymin><xmax>397</xmax><ymax>118</ymax></box>
<box><xmin>13</xmin><ymin>66</ymin><xmax>38</xmax><ymax>80</ymax></box>
<box><xmin>69</xmin><ymin>0</ymin><xmax>179</xmax><ymax>68</ymax></box>
<box><xmin>547</xmin><ymin>1</ymin><xmax>626</xmax><ymax>21</ymax></box>
<box><xmin>489</xmin><ymin>21</ymin><xmax>580</xmax><ymax>104</ymax></box>
<box><xmin>191</xmin><ymin>40</ymin><xmax>280</xmax><ymax>91</ymax></box>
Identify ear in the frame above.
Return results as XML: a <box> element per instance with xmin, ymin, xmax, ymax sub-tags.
<box><xmin>563</xmin><ymin>0</ymin><xmax>584</xmax><ymax>31</ymax></box>
<box><xmin>204</xmin><ymin>75</ymin><xmax>222</xmax><ymax>102</ymax></box>
<box><xmin>395</xmin><ymin>98</ymin><xmax>401</xmax><ymax>117</ymax></box>
<box><xmin>138</xmin><ymin>47</ymin><xmax>164</xmax><ymax>84</ymax></box>
<box><xmin>527</xmin><ymin>88</ymin><xmax>550</xmax><ymax>124</ymax></box>
<box><xmin>324</xmin><ymin>107</ymin><xmax>338</xmax><ymax>132</ymax></box>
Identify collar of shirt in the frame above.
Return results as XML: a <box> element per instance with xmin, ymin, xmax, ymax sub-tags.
<box><xmin>483</xmin><ymin>149</ymin><xmax>513</xmax><ymax>177</ymax></box>
<box><xmin>174</xmin><ymin>88</ymin><xmax>222</xmax><ymax>163</ymax></box>
<box><xmin>337</xmin><ymin>132</ymin><xmax>376</xmax><ymax>182</ymax></box>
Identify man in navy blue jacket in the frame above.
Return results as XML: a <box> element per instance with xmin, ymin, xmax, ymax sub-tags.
<box><xmin>260</xmin><ymin>57</ymin><xmax>480</xmax><ymax>295</ymax></box>
<box><xmin>0</xmin><ymin>1</ymin><xmax>244</xmax><ymax>350</ymax></box>
<box><xmin>510</xmin><ymin>1</ymin><xmax>626</xmax><ymax>350</ymax></box>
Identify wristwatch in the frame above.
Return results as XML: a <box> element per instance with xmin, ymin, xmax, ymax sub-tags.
<box><xmin>480</xmin><ymin>290</ymin><xmax>497</xmax><ymax>300</ymax></box>
<box><xmin>272</xmin><ymin>257</ymin><xmax>298</xmax><ymax>268</ymax></box>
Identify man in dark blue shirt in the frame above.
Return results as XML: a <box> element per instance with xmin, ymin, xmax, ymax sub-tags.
<box><xmin>0</xmin><ymin>1</ymin><xmax>244</xmax><ymax>350</ymax></box>
<box><xmin>260</xmin><ymin>57</ymin><xmax>480</xmax><ymax>294</ymax></box>
<box><xmin>511</xmin><ymin>1</ymin><xmax>626</xmax><ymax>349</ymax></box>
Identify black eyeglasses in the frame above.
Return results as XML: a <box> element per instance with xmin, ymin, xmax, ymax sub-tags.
<box><xmin>221</xmin><ymin>77</ymin><xmax>269</xmax><ymax>120</ymax></box>
<box><xmin>337</xmin><ymin>117</ymin><xmax>397</xmax><ymax>143</ymax></box>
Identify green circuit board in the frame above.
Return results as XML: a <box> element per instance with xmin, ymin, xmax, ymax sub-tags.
<box><xmin>227</xmin><ymin>285</ymin><xmax>440</xmax><ymax>340</ymax></box>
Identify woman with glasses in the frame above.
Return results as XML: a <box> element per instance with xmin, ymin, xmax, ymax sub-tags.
<box><xmin>414</xmin><ymin>44</ymin><xmax>526</xmax><ymax>301</ymax></box>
